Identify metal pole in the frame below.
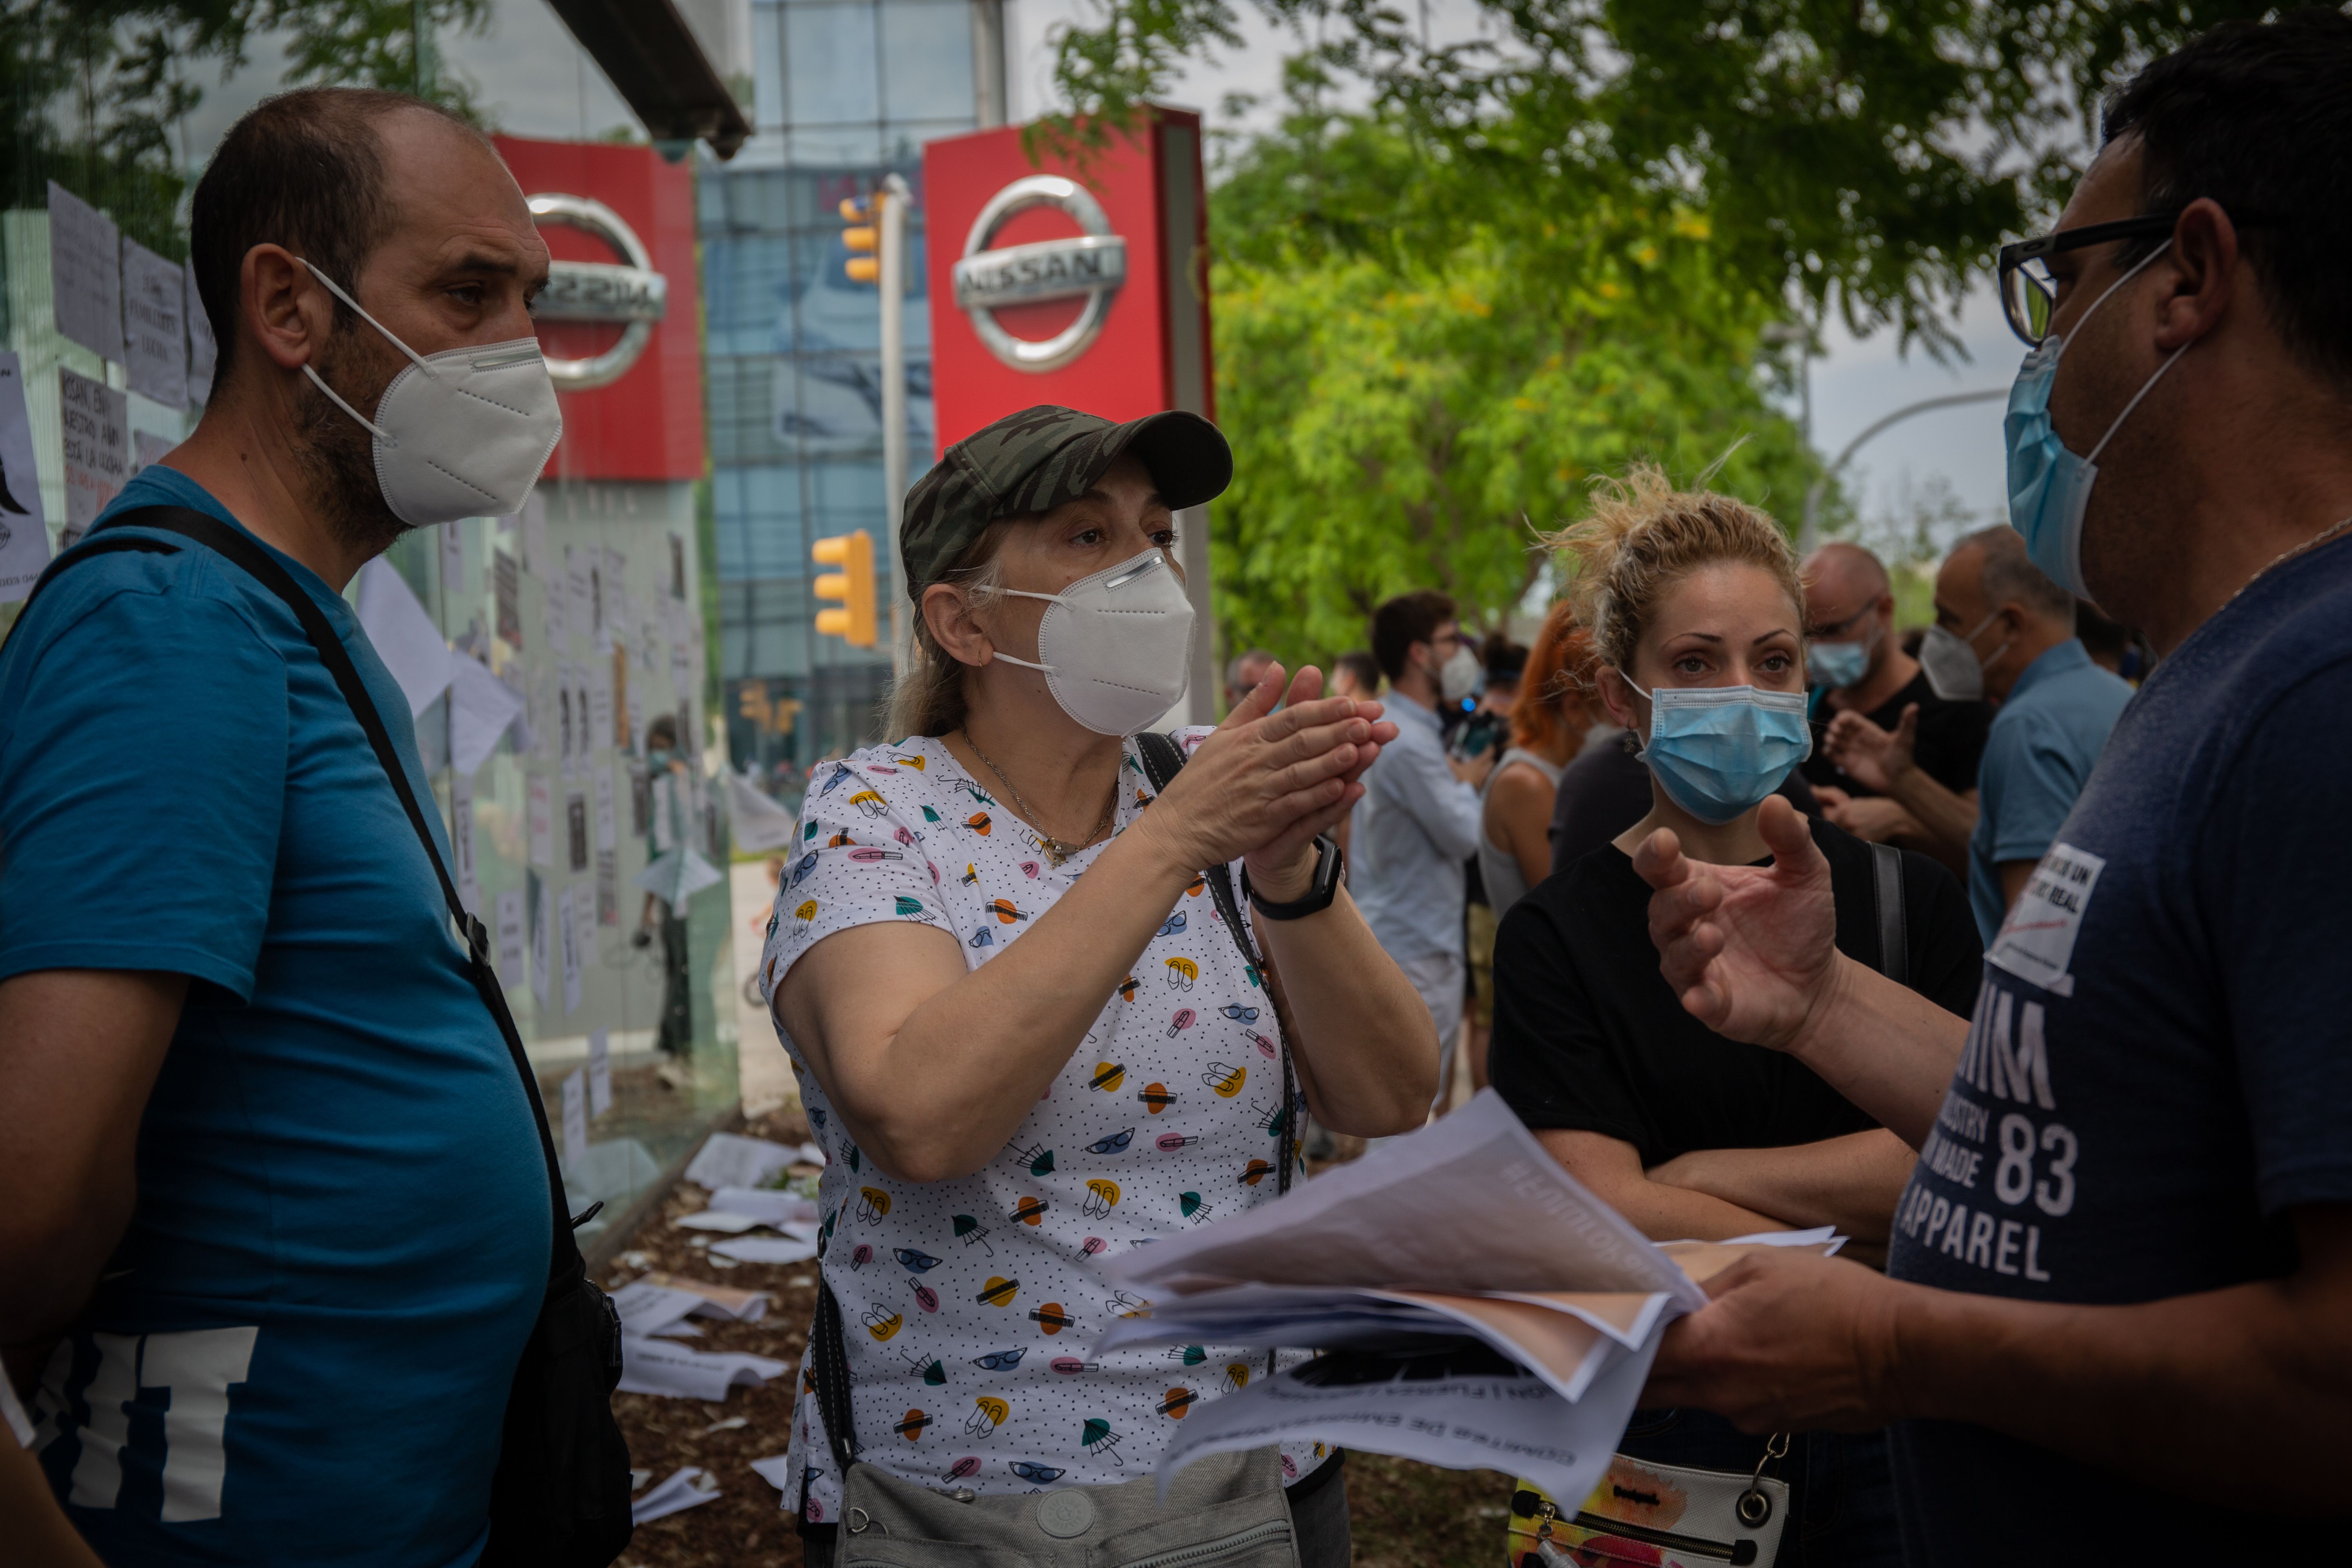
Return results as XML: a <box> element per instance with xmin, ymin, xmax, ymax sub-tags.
<box><xmin>879</xmin><ymin>172</ymin><xmax>911</xmax><ymax>677</ymax></box>
<box><xmin>1799</xmin><ymin>388</ymin><xmax>2008</xmax><ymax>553</ymax></box>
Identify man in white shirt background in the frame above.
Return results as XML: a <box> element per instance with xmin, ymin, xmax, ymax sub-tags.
<box><xmin>1349</xmin><ymin>590</ymin><xmax>1494</xmax><ymax>1109</ymax></box>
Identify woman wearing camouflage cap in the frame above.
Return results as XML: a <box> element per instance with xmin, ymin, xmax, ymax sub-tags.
<box><xmin>760</xmin><ymin>404</ymin><xmax>1438</xmax><ymax>1565</ymax></box>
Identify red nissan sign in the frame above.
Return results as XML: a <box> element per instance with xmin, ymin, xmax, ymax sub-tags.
<box><xmin>924</xmin><ymin>109</ymin><xmax>1213</xmax><ymax>454</ymax></box>
<box><xmin>493</xmin><ymin>136</ymin><xmax>705</xmax><ymax>483</ymax></box>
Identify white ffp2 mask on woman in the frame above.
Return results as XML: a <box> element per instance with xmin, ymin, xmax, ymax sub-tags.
<box><xmin>993</xmin><ymin>548</ymin><xmax>1197</xmax><ymax>735</ymax></box>
<box><xmin>296</xmin><ymin>261</ymin><xmax>563</xmax><ymax>528</ymax></box>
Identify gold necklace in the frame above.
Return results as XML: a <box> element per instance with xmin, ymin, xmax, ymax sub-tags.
<box><xmin>960</xmin><ymin>728</ymin><xmax>1117</xmax><ymax>867</ymax></box>
<box><xmin>2222</xmin><ymin>512</ymin><xmax>2352</xmax><ymax>612</ymax></box>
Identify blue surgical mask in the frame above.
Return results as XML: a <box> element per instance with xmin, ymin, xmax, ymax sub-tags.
<box><xmin>2005</xmin><ymin>240</ymin><xmax>2187</xmax><ymax>598</ymax></box>
<box><xmin>1805</xmin><ymin>637</ymin><xmax>1870</xmax><ymax>690</ymax></box>
<box><xmin>1627</xmin><ymin>679</ymin><xmax>1813</xmax><ymax>826</ymax></box>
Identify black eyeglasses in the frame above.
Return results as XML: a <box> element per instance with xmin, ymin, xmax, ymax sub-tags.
<box><xmin>1997</xmin><ymin>213</ymin><xmax>2184</xmax><ymax>346</ymax></box>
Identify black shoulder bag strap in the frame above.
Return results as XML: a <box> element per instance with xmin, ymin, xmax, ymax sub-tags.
<box><xmin>31</xmin><ymin>508</ymin><xmax>633</xmax><ymax>1566</ymax></box>
<box><xmin>1133</xmin><ymin>731</ymin><xmax>1301</xmax><ymax>1200</ymax></box>
<box><xmin>1866</xmin><ymin>840</ymin><xmax>1910</xmax><ymax>989</ymax></box>
<box><xmin>806</xmin><ymin>730</ymin><xmax>1308</xmax><ymax>1501</ymax></box>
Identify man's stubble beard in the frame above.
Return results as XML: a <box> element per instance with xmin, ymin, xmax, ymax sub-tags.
<box><xmin>2067</xmin><ymin>303</ymin><xmax>2187</xmax><ymax>633</ymax></box>
<box><xmin>291</xmin><ymin>319</ymin><xmax>412</xmax><ymax>562</ymax></box>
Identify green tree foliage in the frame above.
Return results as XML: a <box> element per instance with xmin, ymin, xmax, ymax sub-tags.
<box><xmin>3</xmin><ymin>0</ymin><xmax>488</xmax><ymax>261</ymax></box>
<box><xmin>1206</xmin><ymin>85</ymin><xmax>1817</xmax><ymax>666</ymax></box>
<box><xmin>1052</xmin><ymin>0</ymin><xmax>2285</xmax><ymax>349</ymax></box>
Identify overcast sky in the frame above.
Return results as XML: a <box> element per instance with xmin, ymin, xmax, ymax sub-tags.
<box><xmin>177</xmin><ymin>0</ymin><xmax>2026</xmax><ymax>546</ymax></box>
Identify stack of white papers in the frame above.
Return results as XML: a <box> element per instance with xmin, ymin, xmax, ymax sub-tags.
<box><xmin>1091</xmin><ymin>1091</ymin><xmax>1839</xmax><ymax>1506</ymax></box>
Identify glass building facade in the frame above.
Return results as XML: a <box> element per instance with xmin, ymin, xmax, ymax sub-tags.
<box><xmin>703</xmin><ymin>0</ymin><xmax>1005</xmax><ymax>806</ymax></box>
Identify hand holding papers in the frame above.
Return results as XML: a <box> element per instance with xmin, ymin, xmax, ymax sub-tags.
<box><xmin>1091</xmin><ymin>1091</ymin><xmax>1840</xmax><ymax>1506</ymax></box>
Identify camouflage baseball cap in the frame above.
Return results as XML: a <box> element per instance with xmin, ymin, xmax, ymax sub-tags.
<box><xmin>900</xmin><ymin>405</ymin><xmax>1232</xmax><ymax>598</ymax></box>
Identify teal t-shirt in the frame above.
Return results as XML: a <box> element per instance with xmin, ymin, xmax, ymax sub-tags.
<box><xmin>1966</xmin><ymin>639</ymin><xmax>2135</xmax><ymax>942</ymax></box>
<box><xmin>0</xmin><ymin>468</ymin><xmax>550</xmax><ymax>1566</ymax></box>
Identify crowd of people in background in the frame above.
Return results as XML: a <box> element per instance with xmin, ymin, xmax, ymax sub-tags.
<box><xmin>1319</xmin><ymin>508</ymin><xmax>2138</xmax><ymax>1123</ymax></box>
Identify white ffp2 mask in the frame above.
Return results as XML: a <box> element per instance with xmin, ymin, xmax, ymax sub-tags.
<box><xmin>993</xmin><ymin>548</ymin><xmax>1197</xmax><ymax>735</ymax></box>
<box><xmin>298</xmin><ymin>261</ymin><xmax>562</xmax><ymax>528</ymax></box>
<box><xmin>1438</xmin><ymin>644</ymin><xmax>1480</xmax><ymax>704</ymax></box>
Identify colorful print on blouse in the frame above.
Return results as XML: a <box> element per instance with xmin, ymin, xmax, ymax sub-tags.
<box><xmin>757</xmin><ymin>731</ymin><xmax>1314</xmax><ymax>1521</ymax></box>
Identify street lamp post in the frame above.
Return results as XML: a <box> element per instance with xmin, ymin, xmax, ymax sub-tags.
<box><xmin>878</xmin><ymin>171</ymin><xmax>911</xmax><ymax>677</ymax></box>
<box><xmin>1799</xmin><ymin>388</ymin><xmax>2010</xmax><ymax>552</ymax></box>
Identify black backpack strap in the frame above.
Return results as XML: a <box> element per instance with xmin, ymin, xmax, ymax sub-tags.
<box><xmin>1867</xmin><ymin>841</ymin><xmax>1909</xmax><ymax>989</ymax></box>
<box><xmin>1132</xmin><ymin>731</ymin><xmax>1299</xmax><ymax>1200</ymax></box>
<box><xmin>49</xmin><ymin>506</ymin><xmax>581</xmax><ymax>1282</ymax></box>
<box><xmin>810</xmin><ymin>1279</ymin><xmax>862</xmax><ymax>1479</ymax></box>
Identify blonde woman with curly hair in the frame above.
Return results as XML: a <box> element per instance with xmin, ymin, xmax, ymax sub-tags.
<box><xmin>1488</xmin><ymin>462</ymin><xmax>1982</xmax><ymax>1565</ymax></box>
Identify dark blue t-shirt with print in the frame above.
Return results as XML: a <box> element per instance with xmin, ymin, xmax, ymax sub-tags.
<box><xmin>1884</xmin><ymin>531</ymin><xmax>2352</xmax><ymax>1561</ymax></box>
<box><xmin>0</xmin><ymin>469</ymin><xmax>549</xmax><ymax>1566</ymax></box>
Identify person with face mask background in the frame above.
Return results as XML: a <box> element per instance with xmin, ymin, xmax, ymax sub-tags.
<box><xmin>1488</xmin><ymin>463</ymin><xmax>1982</xmax><ymax>1566</ymax></box>
<box><xmin>1797</xmin><ymin>542</ymin><xmax>1991</xmax><ymax>869</ymax></box>
<box><xmin>759</xmin><ymin>404</ymin><xmax>1438</xmax><ymax>1565</ymax></box>
<box><xmin>1348</xmin><ymin>590</ymin><xmax>1497</xmax><ymax>1111</ymax></box>
<box><xmin>633</xmin><ymin>713</ymin><xmax>698</xmax><ymax>1062</ymax></box>
<box><xmin>0</xmin><ymin>90</ymin><xmax>578</xmax><ymax>1564</ymax></box>
<box><xmin>1820</xmin><ymin>527</ymin><xmax>2132</xmax><ymax>942</ymax></box>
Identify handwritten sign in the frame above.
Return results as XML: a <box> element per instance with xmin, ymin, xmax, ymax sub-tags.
<box><xmin>47</xmin><ymin>182</ymin><xmax>123</xmax><ymax>363</ymax></box>
<box><xmin>0</xmin><ymin>353</ymin><xmax>51</xmax><ymax>603</ymax></box>
<box><xmin>122</xmin><ymin>239</ymin><xmax>188</xmax><ymax>408</ymax></box>
<box><xmin>59</xmin><ymin>368</ymin><xmax>128</xmax><ymax>543</ymax></box>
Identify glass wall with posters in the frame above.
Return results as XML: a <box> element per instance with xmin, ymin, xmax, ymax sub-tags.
<box><xmin>703</xmin><ymin>0</ymin><xmax>1004</xmax><ymax>814</ymax></box>
<box><xmin>376</xmin><ymin>482</ymin><xmax>739</xmax><ymax>1254</ymax></box>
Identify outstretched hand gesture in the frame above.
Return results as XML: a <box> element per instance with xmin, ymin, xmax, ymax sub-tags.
<box><xmin>1822</xmin><ymin>703</ymin><xmax>1919</xmax><ymax>795</ymax></box>
<box><xmin>1633</xmin><ymin>794</ymin><xmax>1843</xmax><ymax>1051</ymax></box>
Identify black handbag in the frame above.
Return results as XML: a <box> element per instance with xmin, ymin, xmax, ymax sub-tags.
<box><xmin>31</xmin><ymin>508</ymin><xmax>635</xmax><ymax>1566</ymax></box>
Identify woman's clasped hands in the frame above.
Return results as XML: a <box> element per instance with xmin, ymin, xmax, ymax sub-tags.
<box><xmin>1133</xmin><ymin>664</ymin><xmax>1397</xmax><ymax>898</ymax></box>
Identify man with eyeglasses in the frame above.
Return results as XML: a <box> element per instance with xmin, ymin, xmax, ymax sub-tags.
<box><xmin>1633</xmin><ymin>13</ymin><xmax>2352</xmax><ymax>1562</ymax></box>
<box><xmin>1797</xmin><ymin>541</ymin><xmax>1991</xmax><ymax>863</ymax></box>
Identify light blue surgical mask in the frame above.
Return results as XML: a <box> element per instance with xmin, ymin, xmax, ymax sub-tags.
<box><xmin>2005</xmin><ymin>239</ymin><xmax>2187</xmax><ymax>597</ymax></box>
<box><xmin>1627</xmin><ymin>679</ymin><xmax>1813</xmax><ymax>826</ymax></box>
<box><xmin>1805</xmin><ymin>637</ymin><xmax>1871</xmax><ymax>690</ymax></box>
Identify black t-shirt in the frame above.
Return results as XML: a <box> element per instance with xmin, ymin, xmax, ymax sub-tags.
<box><xmin>1802</xmin><ymin>669</ymin><xmax>1991</xmax><ymax>798</ymax></box>
<box><xmin>1494</xmin><ymin>817</ymin><xmax>1982</xmax><ymax>1166</ymax></box>
<box><xmin>1548</xmin><ymin>734</ymin><xmax>1819</xmax><ymax>879</ymax></box>
<box><xmin>1884</xmin><ymin>535</ymin><xmax>2352</xmax><ymax>1562</ymax></box>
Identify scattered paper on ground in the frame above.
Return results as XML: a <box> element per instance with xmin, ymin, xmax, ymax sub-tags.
<box><xmin>617</xmin><ymin>1336</ymin><xmax>788</xmax><ymax>1401</ymax></box>
<box><xmin>708</xmin><ymin>1235</ymin><xmax>822</xmax><ymax>1265</ymax></box>
<box><xmin>630</xmin><ymin>1466</ymin><xmax>721</xmax><ymax>1525</ymax></box>
<box><xmin>684</xmin><ymin>1132</ymin><xmax>802</xmax><ymax>1191</ymax></box>
<box><xmin>707</xmin><ymin>1188</ymin><xmax>821</xmax><ymax>1226</ymax></box>
<box><xmin>638</xmin><ymin>1271</ymin><xmax>774</xmax><ymax>1321</ymax></box>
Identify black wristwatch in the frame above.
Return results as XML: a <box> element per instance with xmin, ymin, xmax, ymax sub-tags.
<box><xmin>1242</xmin><ymin>834</ymin><xmax>1344</xmax><ymax>920</ymax></box>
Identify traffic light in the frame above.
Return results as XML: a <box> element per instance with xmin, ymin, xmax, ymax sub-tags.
<box><xmin>840</xmin><ymin>195</ymin><xmax>880</xmax><ymax>285</ymax></box>
<box><xmin>811</xmin><ymin>529</ymin><xmax>877</xmax><ymax>648</ymax></box>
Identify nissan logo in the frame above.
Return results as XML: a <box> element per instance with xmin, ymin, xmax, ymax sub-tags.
<box><xmin>527</xmin><ymin>193</ymin><xmax>668</xmax><ymax>391</ymax></box>
<box><xmin>951</xmin><ymin>175</ymin><xmax>1127</xmax><ymax>373</ymax></box>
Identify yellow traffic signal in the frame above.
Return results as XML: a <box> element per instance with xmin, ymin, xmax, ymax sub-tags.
<box><xmin>841</xmin><ymin>194</ymin><xmax>880</xmax><ymax>285</ymax></box>
<box><xmin>811</xmin><ymin>529</ymin><xmax>877</xmax><ymax>648</ymax></box>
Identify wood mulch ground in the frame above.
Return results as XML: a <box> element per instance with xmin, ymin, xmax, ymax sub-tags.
<box><xmin>608</xmin><ymin>1110</ymin><xmax>1517</xmax><ymax>1568</ymax></box>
